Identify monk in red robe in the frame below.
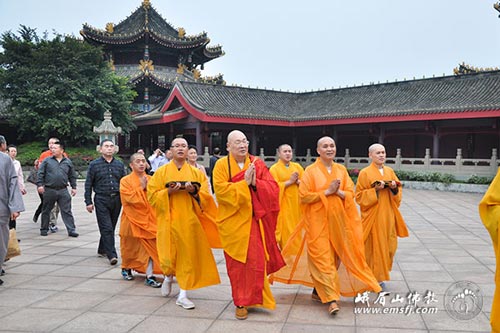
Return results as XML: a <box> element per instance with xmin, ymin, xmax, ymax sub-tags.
<box><xmin>479</xmin><ymin>168</ymin><xmax>500</xmax><ymax>333</ymax></box>
<box><xmin>355</xmin><ymin>143</ymin><xmax>408</xmax><ymax>291</ymax></box>
<box><xmin>212</xmin><ymin>130</ymin><xmax>285</xmax><ymax>320</ymax></box>
<box><xmin>119</xmin><ymin>153</ymin><xmax>162</xmax><ymax>287</ymax></box>
<box><xmin>271</xmin><ymin>137</ymin><xmax>381</xmax><ymax>315</ymax></box>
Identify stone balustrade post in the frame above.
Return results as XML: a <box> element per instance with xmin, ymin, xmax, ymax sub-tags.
<box><xmin>202</xmin><ymin>146</ymin><xmax>210</xmax><ymax>168</ymax></box>
<box><xmin>259</xmin><ymin>148</ymin><xmax>265</xmax><ymax>161</ymax></box>
<box><xmin>344</xmin><ymin>148</ymin><xmax>350</xmax><ymax>168</ymax></box>
<box><xmin>456</xmin><ymin>148</ymin><xmax>462</xmax><ymax>172</ymax></box>
<box><xmin>424</xmin><ymin>148</ymin><xmax>430</xmax><ymax>169</ymax></box>
<box><xmin>492</xmin><ymin>148</ymin><xmax>498</xmax><ymax>173</ymax></box>
<box><xmin>395</xmin><ymin>148</ymin><xmax>402</xmax><ymax>170</ymax></box>
<box><xmin>306</xmin><ymin>148</ymin><xmax>312</xmax><ymax>165</ymax></box>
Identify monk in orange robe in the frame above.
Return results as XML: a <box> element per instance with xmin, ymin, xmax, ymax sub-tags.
<box><xmin>355</xmin><ymin>143</ymin><xmax>408</xmax><ymax>290</ymax></box>
<box><xmin>271</xmin><ymin>136</ymin><xmax>381</xmax><ymax>315</ymax></box>
<box><xmin>119</xmin><ymin>153</ymin><xmax>162</xmax><ymax>287</ymax></box>
<box><xmin>479</xmin><ymin>168</ymin><xmax>500</xmax><ymax>333</ymax></box>
<box><xmin>148</xmin><ymin>137</ymin><xmax>221</xmax><ymax>310</ymax></box>
<box><xmin>269</xmin><ymin>144</ymin><xmax>304</xmax><ymax>250</ymax></box>
<box><xmin>212</xmin><ymin>130</ymin><xmax>285</xmax><ymax>320</ymax></box>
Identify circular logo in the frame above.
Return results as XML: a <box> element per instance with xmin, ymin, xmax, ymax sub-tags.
<box><xmin>444</xmin><ymin>280</ymin><xmax>483</xmax><ymax>320</ymax></box>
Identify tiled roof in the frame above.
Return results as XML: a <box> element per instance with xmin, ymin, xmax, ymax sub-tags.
<box><xmin>171</xmin><ymin>71</ymin><xmax>500</xmax><ymax>122</ymax></box>
<box><xmin>114</xmin><ymin>65</ymin><xmax>195</xmax><ymax>89</ymax></box>
<box><xmin>80</xmin><ymin>3</ymin><xmax>223</xmax><ymax>61</ymax></box>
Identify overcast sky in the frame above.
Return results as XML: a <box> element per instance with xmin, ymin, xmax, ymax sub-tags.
<box><xmin>1</xmin><ymin>0</ymin><xmax>499</xmax><ymax>91</ymax></box>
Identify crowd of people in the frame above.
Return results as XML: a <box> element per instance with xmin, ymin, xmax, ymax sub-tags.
<box><xmin>0</xmin><ymin>130</ymin><xmax>497</xmax><ymax>330</ymax></box>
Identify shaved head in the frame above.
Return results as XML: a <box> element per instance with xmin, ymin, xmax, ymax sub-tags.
<box><xmin>317</xmin><ymin>136</ymin><xmax>335</xmax><ymax>148</ymax></box>
<box><xmin>368</xmin><ymin>143</ymin><xmax>385</xmax><ymax>154</ymax></box>
<box><xmin>227</xmin><ymin>130</ymin><xmax>246</xmax><ymax>143</ymax></box>
<box><xmin>129</xmin><ymin>152</ymin><xmax>145</xmax><ymax>163</ymax></box>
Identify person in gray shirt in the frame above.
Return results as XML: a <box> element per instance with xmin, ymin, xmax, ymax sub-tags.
<box><xmin>0</xmin><ymin>135</ymin><xmax>24</xmax><ymax>285</ymax></box>
<box><xmin>37</xmin><ymin>141</ymin><xmax>78</xmax><ymax>237</ymax></box>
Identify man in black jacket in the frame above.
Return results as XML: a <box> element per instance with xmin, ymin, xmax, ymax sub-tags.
<box><xmin>37</xmin><ymin>141</ymin><xmax>78</xmax><ymax>237</ymax></box>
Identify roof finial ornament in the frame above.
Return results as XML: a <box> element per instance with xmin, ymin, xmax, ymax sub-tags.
<box><xmin>142</xmin><ymin>0</ymin><xmax>151</xmax><ymax>9</ymax></box>
<box><xmin>178</xmin><ymin>27</ymin><xmax>186</xmax><ymax>38</ymax></box>
<box><xmin>105</xmin><ymin>23</ymin><xmax>114</xmax><ymax>34</ymax></box>
<box><xmin>495</xmin><ymin>1</ymin><xmax>500</xmax><ymax>17</ymax></box>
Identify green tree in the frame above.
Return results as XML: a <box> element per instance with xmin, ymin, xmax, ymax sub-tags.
<box><xmin>0</xmin><ymin>26</ymin><xmax>137</xmax><ymax>145</ymax></box>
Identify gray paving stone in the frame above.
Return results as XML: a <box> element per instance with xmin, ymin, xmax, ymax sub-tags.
<box><xmin>53</xmin><ymin>311</ymin><xmax>146</xmax><ymax>333</ymax></box>
<box><xmin>0</xmin><ymin>308</ymin><xmax>83</xmax><ymax>331</ymax></box>
<box><xmin>0</xmin><ymin>184</ymin><xmax>495</xmax><ymax>332</ymax></box>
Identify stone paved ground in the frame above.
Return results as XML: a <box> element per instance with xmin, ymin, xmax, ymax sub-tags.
<box><xmin>0</xmin><ymin>182</ymin><xmax>494</xmax><ymax>332</ymax></box>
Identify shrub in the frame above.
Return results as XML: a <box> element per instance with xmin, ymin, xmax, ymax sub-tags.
<box><xmin>466</xmin><ymin>174</ymin><xmax>493</xmax><ymax>185</ymax></box>
<box><xmin>16</xmin><ymin>142</ymin><xmax>100</xmax><ymax>168</ymax></box>
<box><xmin>395</xmin><ymin>170</ymin><xmax>455</xmax><ymax>184</ymax></box>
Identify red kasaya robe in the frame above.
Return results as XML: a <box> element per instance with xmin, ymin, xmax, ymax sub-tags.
<box><xmin>213</xmin><ymin>154</ymin><xmax>285</xmax><ymax>308</ymax></box>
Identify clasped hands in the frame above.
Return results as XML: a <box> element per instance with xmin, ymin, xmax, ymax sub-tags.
<box><xmin>325</xmin><ymin>179</ymin><xmax>340</xmax><ymax>195</ymax></box>
<box><xmin>286</xmin><ymin>171</ymin><xmax>300</xmax><ymax>187</ymax></box>
<box><xmin>245</xmin><ymin>163</ymin><xmax>256</xmax><ymax>187</ymax></box>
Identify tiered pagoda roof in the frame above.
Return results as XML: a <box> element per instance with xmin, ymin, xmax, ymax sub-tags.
<box><xmin>134</xmin><ymin>70</ymin><xmax>500</xmax><ymax>125</ymax></box>
<box><xmin>80</xmin><ymin>1</ymin><xmax>224</xmax><ymax>64</ymax></box>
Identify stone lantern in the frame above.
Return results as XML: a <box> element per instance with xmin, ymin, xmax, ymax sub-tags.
<box><xmin>93</xmin><ymin>110</ymin><xmax>122</xmax><ymax>152</ymax></box>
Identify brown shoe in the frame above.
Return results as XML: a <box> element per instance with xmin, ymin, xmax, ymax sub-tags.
<box><xmin>328</xmin><ymin>301</ymin><xmax>340</xmax><ymax>315</ymax></box>
<box><xmin>235</xmin><ymin>306</ymin><xmax>248</xmax><ymax>320</ymax></box>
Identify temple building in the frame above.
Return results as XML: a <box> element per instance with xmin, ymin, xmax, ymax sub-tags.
<box><xmin>82</xmin><ymin>1</ymin><xmax>500</xmax><ymax>159</ymax></box>
<box><xmin>80</xmin><ymin>0</ymin><xmax>224</xmax><ymax>113</ymax></box>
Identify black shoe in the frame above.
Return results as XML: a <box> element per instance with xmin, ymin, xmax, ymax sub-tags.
<box><xmin>109</xmin><ymin>257</ymin><xmax>118</xmax><ymax>265</ymax></box>
<box><xmin>68</xmin><ymin>232</ymin><xmax>79</xmax><ymax>238</ymax></box>
<box><xmin>1</xmin><ymin>269</ymin><xmax>5</xmax><ymax>276</ymax></box>
<box><xmin>0</xmin><ymin>278</ymin><xmax>3</xmax><ymax>285</ymax></box>
<box><xmin>145</xmin><ymin>276</ymin><xmax>162</xmax><ymax>288</ymax></box>
<box><xmin>40</xmin><ymin>231</ymin><xmax>48</xmax><ymax>236</ymax></box>
<box><xmin>121</xmin><ymin>269</ymin><xmax>134</xmax><ymax>281</ymax></box>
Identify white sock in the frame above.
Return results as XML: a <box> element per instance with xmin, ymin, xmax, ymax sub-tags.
<box><xmin>146</xmin><ymin>258</ymin><xmax>153</xmax><ymax>277</ymax></box>
<box><xmin>164</xmin><ymin>275</ymin><xmax>173</xmax><ymax>283</ymax></box>
<box><xmin>178</xmin><ymin>288</ymin><xmax>187</xmax><ymax>299</ymax></box>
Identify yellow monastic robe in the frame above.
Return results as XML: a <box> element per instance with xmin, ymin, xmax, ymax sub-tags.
<box><xmin>355</xmin><ymin>163</ymin><xmax>408</xmax><ymax>282</ymax></box>
<box><xmin>119</xmin><ymin>172</ymin><xmax>161</xmax><ymax>274</ymax></box>
<box><xmin>479</xmin><ymin>169</ymin><xmax>500</xmax><ymax>333</ymax></box>
<box><xmin>147</xmin><ymin>162</ymin><xmax>220</xmax><ymax>290</ymax></box>
<box><xmin>269</xmin><ymin>160</ymin><xmax>304</xmax><ymax>249</ymax></box>
<box><xmin>271</xmin><ymin>160</ymin><xmax>381</xmax><ymax>302</ymax></box>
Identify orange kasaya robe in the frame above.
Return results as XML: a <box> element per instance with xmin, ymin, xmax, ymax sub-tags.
<box><xmin>213</xmin><ymin>154</ymin><xmax>285</xmax><ymax>308</ymax></box>
<box><xmin>147</xmin><ymin>161</ymin><xmax>221</xmax><ymax>290</ymax></box>
<box><xmin>355</xmin><ymin>163</ymin><xmax>408</xmax><ymax>282</ymax></box>
<box><xmin>269</xmin><ymin>160</ymin><xmax>304</xmax><ymax>250</ymax></box>
<box><xmin>119</xmin><ymin>172</ymin><xmax>162</xmax><ymax>274</ymax></box>
<box><xmin>270</xmin><ymin>159</ymin><xmax>381</xmax><ymax>303</ymax></box>
<box><xmin>479</xmin><ymin>169</ymin><xmax>500</xmax><ymax>333</ymax></box>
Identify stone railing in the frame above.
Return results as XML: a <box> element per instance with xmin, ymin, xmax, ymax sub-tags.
<box><xmin>199</xmin><ymin>147</ymin><xmax>499</xmax><ymax>180</ymax></box>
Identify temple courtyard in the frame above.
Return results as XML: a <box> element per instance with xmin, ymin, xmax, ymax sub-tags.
<box><xmin>0</xmin><ymin>182</ymin><xmax>494</xmax><ymax>332</ymax></box>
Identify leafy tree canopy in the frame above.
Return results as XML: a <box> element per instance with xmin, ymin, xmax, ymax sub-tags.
<box><xmin>0</xmin><ymin>25</ymin><xmax>137</xmax><ymax>146</ymax></box>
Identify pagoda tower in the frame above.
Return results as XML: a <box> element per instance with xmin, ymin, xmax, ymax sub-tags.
<box><xmin>80</xmin><ymin>0</ymin><xmax>224</xmax><ymax>112</ymax></box>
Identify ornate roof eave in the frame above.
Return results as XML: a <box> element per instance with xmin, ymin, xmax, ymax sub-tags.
<box><xmin>80</xmin><ymin>25</ymin><xmax>144</xmax><ymax>45</ymax></box>
<box><xmin>81</xmin><ymin>25</ymin><xmax>213</xmax><ymax>51</ymax></box>
<box><xmin>203</xmin><ymin>46</ymin><xmax>225</xmax><ymax>59</ymax></box>
<box><xmin>148</xmin><ymin>29</ymin><xmax>209</xmax><ymax>49</ymax></box>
